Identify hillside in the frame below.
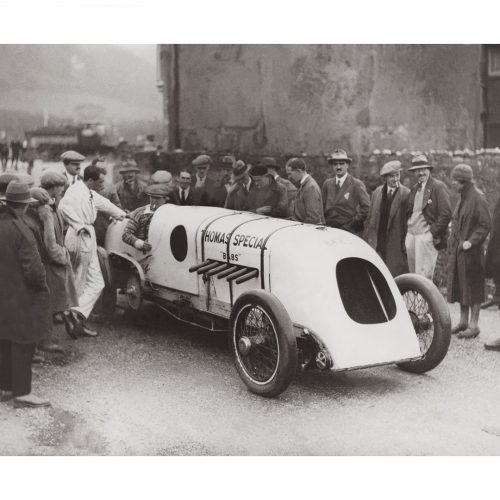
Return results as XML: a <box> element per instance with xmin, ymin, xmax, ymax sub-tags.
<box><xmin>0</xmin><ymin>44</ymin><xmax>161</xmax><ymax>124</ymax></box>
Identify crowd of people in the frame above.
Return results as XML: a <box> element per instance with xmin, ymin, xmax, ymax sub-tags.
<box><xmin>1</xmin><ymin>147</ymin><xmax>500</xmax><ymax>410</ymax></box>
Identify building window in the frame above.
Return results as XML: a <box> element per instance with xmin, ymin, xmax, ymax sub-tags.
<box><xmin>488</xmin><ymin>46</ymin><xmax>500</xmax><ymax>77</ymax></box>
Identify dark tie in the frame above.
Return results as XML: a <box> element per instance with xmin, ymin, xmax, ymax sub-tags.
<box><xmin>336</xmin><ymin>180</ymin><xmax>341</xmax><ymax>191</ymax></box>
<box><xmin>181</xmin><ymin>188</ymin><xmax>186</xmax><ymax>203</ymax></box>
<box><xmin>417</xmin><ymin>182</ymin><xmax>423</xmax><ymax>192</ymax></box>
<box><xmin>72</xmin><ymin>176</ymin><xmax>76</xmax><ymax>185</ymax></box>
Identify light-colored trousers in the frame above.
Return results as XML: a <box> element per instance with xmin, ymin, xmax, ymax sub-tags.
<box><xmin>66</xmin><ymin>226</ymin><xmax>104</xmax><ymax>319</ymax></box>
<box><xmin>405</xmin><ymin>231</ymin><xmax>438</xmax><ymax>280</ymax></box>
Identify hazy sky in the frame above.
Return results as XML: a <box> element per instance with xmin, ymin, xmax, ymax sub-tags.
<box><xmin>118</xmin><ymin>44</ymin><xmax>156</xmax><ymax>65</ymax></box>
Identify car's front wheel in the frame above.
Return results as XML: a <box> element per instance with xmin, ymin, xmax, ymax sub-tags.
<box><xmin>395</xmin><ymin>273</ymin><xmax>451</xmax><ymax>374</ymax></box>
<box><xmin>230</xmin><ymin>290</ymin><xmax>297</xmax><ymax>397</ymax></box>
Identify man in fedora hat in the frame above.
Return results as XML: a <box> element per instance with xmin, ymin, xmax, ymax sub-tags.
<box><xmin>447</xmin><ymin>164</ymin><xmax>490</xmax><ymax>339</ymax></box>
<box><xmin>247</xmin><ymin>164</ymin><xmax>289</xmax><ymax>218</ymax></box>
<box><xmin>0</xmin><ymin>182</ymin><xmax>51</xmax><ymax>408</ymax></box>
<box><xmin>405</xmin><ymin>153</ymin><xmax>451</xmax><ymax>280</ymax></box>
<box><xmin>322</xmin><ymin>149</ymin><xmax>370</xmax><ymax>234</ymax></box>
<box><xmin>262</xmin><ymin>156</ymin><xmax>297</xmax><ymax>214</ymax></box>
<box><xmin>212</xmin><ymin>155</ymin><xmax>235</xmax><ymax>207</ymax></box>
<box><xmin>363</xmin><ymin>160</ymin><xmax>410</xmax><ymax>276</ymax></box>
<box><xmin>122</xmin><ymin>183</ymin><xmax>172</xmax><ymax>253</ymax></box>
<box><xmin>191</xmin><ymin>154</ymin><xmax>216</xmax><ymax>206</ymax></box>
<box><xmin>59</xmin><ymin>165</ymin><xmax>126</xmax><ymax>339</ymax></box>
<box><xmin>115</xmin><ymin>159</ymin><xmax>148</xmax><ymax>211</ymax></box>
<box><xmin>225</xmin><ymin>160</ymin><xmax>255</xmax><ymax>211</ymax></box>
<box><xmin>286</xmin><ymin>157</ymin><xmax>325</xmax><ymax>225</ymax></box>
<box><xmin>61</xmin><ymin>150</ymin><xmax>85</xmax><ymax>189</ymax></box>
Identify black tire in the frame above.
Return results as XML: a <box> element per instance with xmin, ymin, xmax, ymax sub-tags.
<box><xmin>97</xmin><ymin>246</ymin><xmax>116</xmax><ymax>317</ymax></box>
<box><xmin>230</xmin><ymin>290</ymin><xmax>297</xmax><ymax>397</ymax></box>
<box><xmin>395</xmin><ymin>273</ymin><xmax>451</xmax><ymax>374</ymax></box>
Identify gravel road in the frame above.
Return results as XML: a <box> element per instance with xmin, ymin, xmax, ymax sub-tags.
<box><xmin>2</xmin><ymin>301</ymin><xmax>500</xmax><ymax>455</ymax></box>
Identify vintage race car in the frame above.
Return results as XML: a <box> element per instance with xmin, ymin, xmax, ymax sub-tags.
<box><xmin>103</xmin><ymin>204</ymin><xmax>451</xmax><ymax>397</ymax></box>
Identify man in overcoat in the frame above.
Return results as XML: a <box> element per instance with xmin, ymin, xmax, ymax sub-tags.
<box><xmin>405</xmin><ymin>154</ymin><xmax>451</xmax><ymax>280</ymax></box>
<box><xmin>191</xmin><ymin>154</ymin><xmax>216</xmax><ymax>206</ymax></box>
<box><xmin>363</xmin><ymin>160</ymin><xmax>410</xmax><ymax>276</ymax></box>
<box><xmin>246</xmin><ymin>164</ymin><xmax>289</xmax><ymax>218</ymax></box>
<box><xmin>39</xmin><ymin>171</ymin><xmax>78</xmax><ymax>328</ymax></box>
<box><xmin>0</xmin><ymin>182</ymin><xmax>51</xmax><ymax>408</ymax></box>
<box><xmin>322</xmin><ymin>149</ymin><xmax>370</xmax><ymax>234</ymax></box>
<box><xmin>447</xmin><ymin>164</ymin><xmax>491</xmax><ymax>339</ymax></box>
<box><xmin>484</xmin><ymin>196</ymin><xmax>500</xmax><ymax>349</ymax></box>
<box><xmin>286</xmin><ymin>157</ymin><xmax>325</xmax><ymax>225</ymax></box>
<box><xmin>224</xmin><ymin>161</ymin><xmax>255</xmax><ymax>211</ymax></box>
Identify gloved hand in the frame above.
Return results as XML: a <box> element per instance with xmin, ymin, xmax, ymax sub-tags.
<box><xmin>134</xmin><ymin>240</ymin><xmax>152</xmax><ymax>252</ymax></box>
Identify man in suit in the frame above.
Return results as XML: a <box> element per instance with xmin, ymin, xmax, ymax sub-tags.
<box><xmin>61</xmin><ymin>150</ymin><xmax>85</xmax><ymax>189</ymax></box>
<box><xmin>286</xmin><ymin>157</ymin><xmax>324</xmax><ymax>225</ymax></box>
<box><xmin>246</xmin><ymin>164</ymin><xmax>288</xmax><ymax>218</ymax></box>
<box><xmin>363</xmin><ymin>160</ymin><xmax>410</xmax><ymax>276</ymax></box>
<box><xmin>405</xmin><ymin>154</ymin><xmax>451</xmax><ymax>280</ymax></box>
<box><xmin>191</xmin><ymin>154</ymin><xmax>215</xmax><ymax>206</ymax></box>
<box><xmin>212</xmin><ymin>155</ymin><xmax>235</xmax><ymax>207</ymax></box>
<box><xmin>171</xmin><ymin>170</ymin><xmax>194</xmax><ymax>206</ymax></box>
<box><xmin>225</xmin><ymin>160</ymin><xmax>255</xmax><ymax>211</ymax></box>
<box><xmin>322</xmin><ymin>149</ymin><xmax>370</xmax><ymax>234</ymax></box>
<box><xmin>262</xmin><ymin>157</ymin><xmax>297</xmax><ymax>214</ymax></box>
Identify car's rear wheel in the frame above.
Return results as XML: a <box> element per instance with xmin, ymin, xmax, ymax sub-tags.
<box><xmin>231</xmin><ymin>290</ymin><xmax>297</xmax><ymax>397</ymax></box>
<box><xmin>395</xmin><ymin>273</ymin><xmax>451</xmax><ymax>373</ymax></box>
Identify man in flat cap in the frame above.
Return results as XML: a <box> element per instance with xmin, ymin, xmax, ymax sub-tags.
<box><xmin>122</xmin><ymin>183</ymin><xmax>172</xmax><ymax>253</ymax></box>
<box><xmin>405</xmin><ymin>154</ymin><xmax>451</xmax><ymax>280</ymax></box>
<box><xmin>286</xmin><ymin>157</ymin><xmax>324</xmax><ymax>225</ymax></box>
<box><xmin>61</xmin><ymin>150</ymin><xmax>85</xmax><ymax>189</ymax></box>
<box><xmin>322</xmin><ymin>149</ymin><xmax>370</xmax><ymax>234</ymax></box>
<box><xmin>191</xmin><ymin>154</ymin><xmax>215</xmax><ymax>206</ymax></box>
<box><xmin>59</xmin><ymin>165</ymin><xmax>126</xmax><ymax>338</ymax></box>
<box><xmin>212</xmin><ymin>155</ymin><xmax>235</xmax><ymax>207</ymax></box>
<box><xmin>363</xmin><ymin>160</ymin><xmax>410</xmax><ymax>276</ymax></box>
<box><xmin>225</xmin><ymin>160</ymin><xmax>255</xmax><ymax>211</ymax></box>
<box><xmin>115</xmin><ymin>160</ymin><xmax>148</xmax><ymax>212</ymax></box>
<box><xmin>262</xmin><ymin>157</ymin><xmax>297</xmax><ymax>214</ymax></box>
<box><xmin>446</xmin><ymin>164</ymin><xmax>490</xmax><ymax>339</ymax></box>
<box><xmin>246</xmin><ymin>164</ymin><xmax>289</xmax><ymax>218</ymax></box>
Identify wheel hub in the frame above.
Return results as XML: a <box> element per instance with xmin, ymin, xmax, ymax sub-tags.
<box><xmin>238</xmin><ymin>336</ymin><xmax>252</xmax><ymax>356</ymax></box>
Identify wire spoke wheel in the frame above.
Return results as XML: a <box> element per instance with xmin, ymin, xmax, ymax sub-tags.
<box><xmin>230</xmin><ymin>290</ymin><xmax>297</xmax><ymax>397</ymax></box>
<box><xmin>395</xmin><ymin>274</ymin><xmax>451</xmax><ymax>374</ymax></box>
<box><xmin>234</xmin><ymin>305</ymin><xmax>279</xmax><ymax>384</ymax></box>
<box><xmin>403</xmin><ymin>290</ymin><xmax>434</xmax><ymax>355</ymax></box>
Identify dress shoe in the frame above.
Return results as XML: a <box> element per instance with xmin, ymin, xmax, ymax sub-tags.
<box><xmin>32</xmin><ymin>351</ymin><xmax>45</xmax><ymax>364</ymax></box>
<box><xmin>53</xmin><ymin>312</ymin><xmax>65</xmax><ymax>324</ymax></box>
<box><xmin>0</xmin><ymin>390</ymin><xmax>13</xmax><ymax>402</ymax></box>
<box><xmin>62</xmin><ymin>310</ymin><xmax>80</xmax><ymax>339</ymax></box>
<box><xmin>481</xmin><ymin>298</ymin><xmax>499</xmax><ymax>309</ymax></box>
<box><xmin>14</xmin><ymin>394</ymin><xmax>51</xmax><ymax>409</ymax></box>
<box><xmin>79</xmin><ymin>325</ymin><xmax>99</xmax><ymax>338</ymax></box>
<box><xmin>38</xmin><ymin>341</ymin><xmax>64</xmax><ymax>354</ymax></box>
<box><xmin>484</xmin><ymin>336</ymin><xmax>500</xmax><ymax>351</ymax></box>
<box><xmin>457</xmin><ymin>327</ymin><xmax>480</xmax><ymax>339</ymax></box>
<box><xmin>451</xmin><ymin>323</ymin><xmax>468</xmax><ymax>335</ymax></box>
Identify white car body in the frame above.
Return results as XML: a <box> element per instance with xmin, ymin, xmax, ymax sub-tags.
<box><xmin>105</xmin><ymin>204</ymin><xmax>423</xmax><ymax>372</ymax></box>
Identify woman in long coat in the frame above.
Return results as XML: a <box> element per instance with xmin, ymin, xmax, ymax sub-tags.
<box><xmin>0</xmin><ymin>182</ymin><xmax>50</xmax><ymax>407</ymax></box>
<box><xmin>447</xmin><ymin>164</ymin><xmax>491</xmax><ymax>338</ymax></box>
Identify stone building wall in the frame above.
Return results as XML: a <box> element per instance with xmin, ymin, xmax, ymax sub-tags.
<box><xmin>159</xmin><ymin>44</ymin><xmax>483</xmax><ymax>155</ymax></box>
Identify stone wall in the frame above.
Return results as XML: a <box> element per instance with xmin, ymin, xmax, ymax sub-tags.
<box><xmin>160</xmin><ymin>45</ymin><xmax>483</xmax><ymax>155</ymax></box>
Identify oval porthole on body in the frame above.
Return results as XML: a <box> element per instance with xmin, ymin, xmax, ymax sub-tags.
<box><xmin>170</xmin><ymin>225</ymin><xmax>188</xmax><ymax>262</ymax></box>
